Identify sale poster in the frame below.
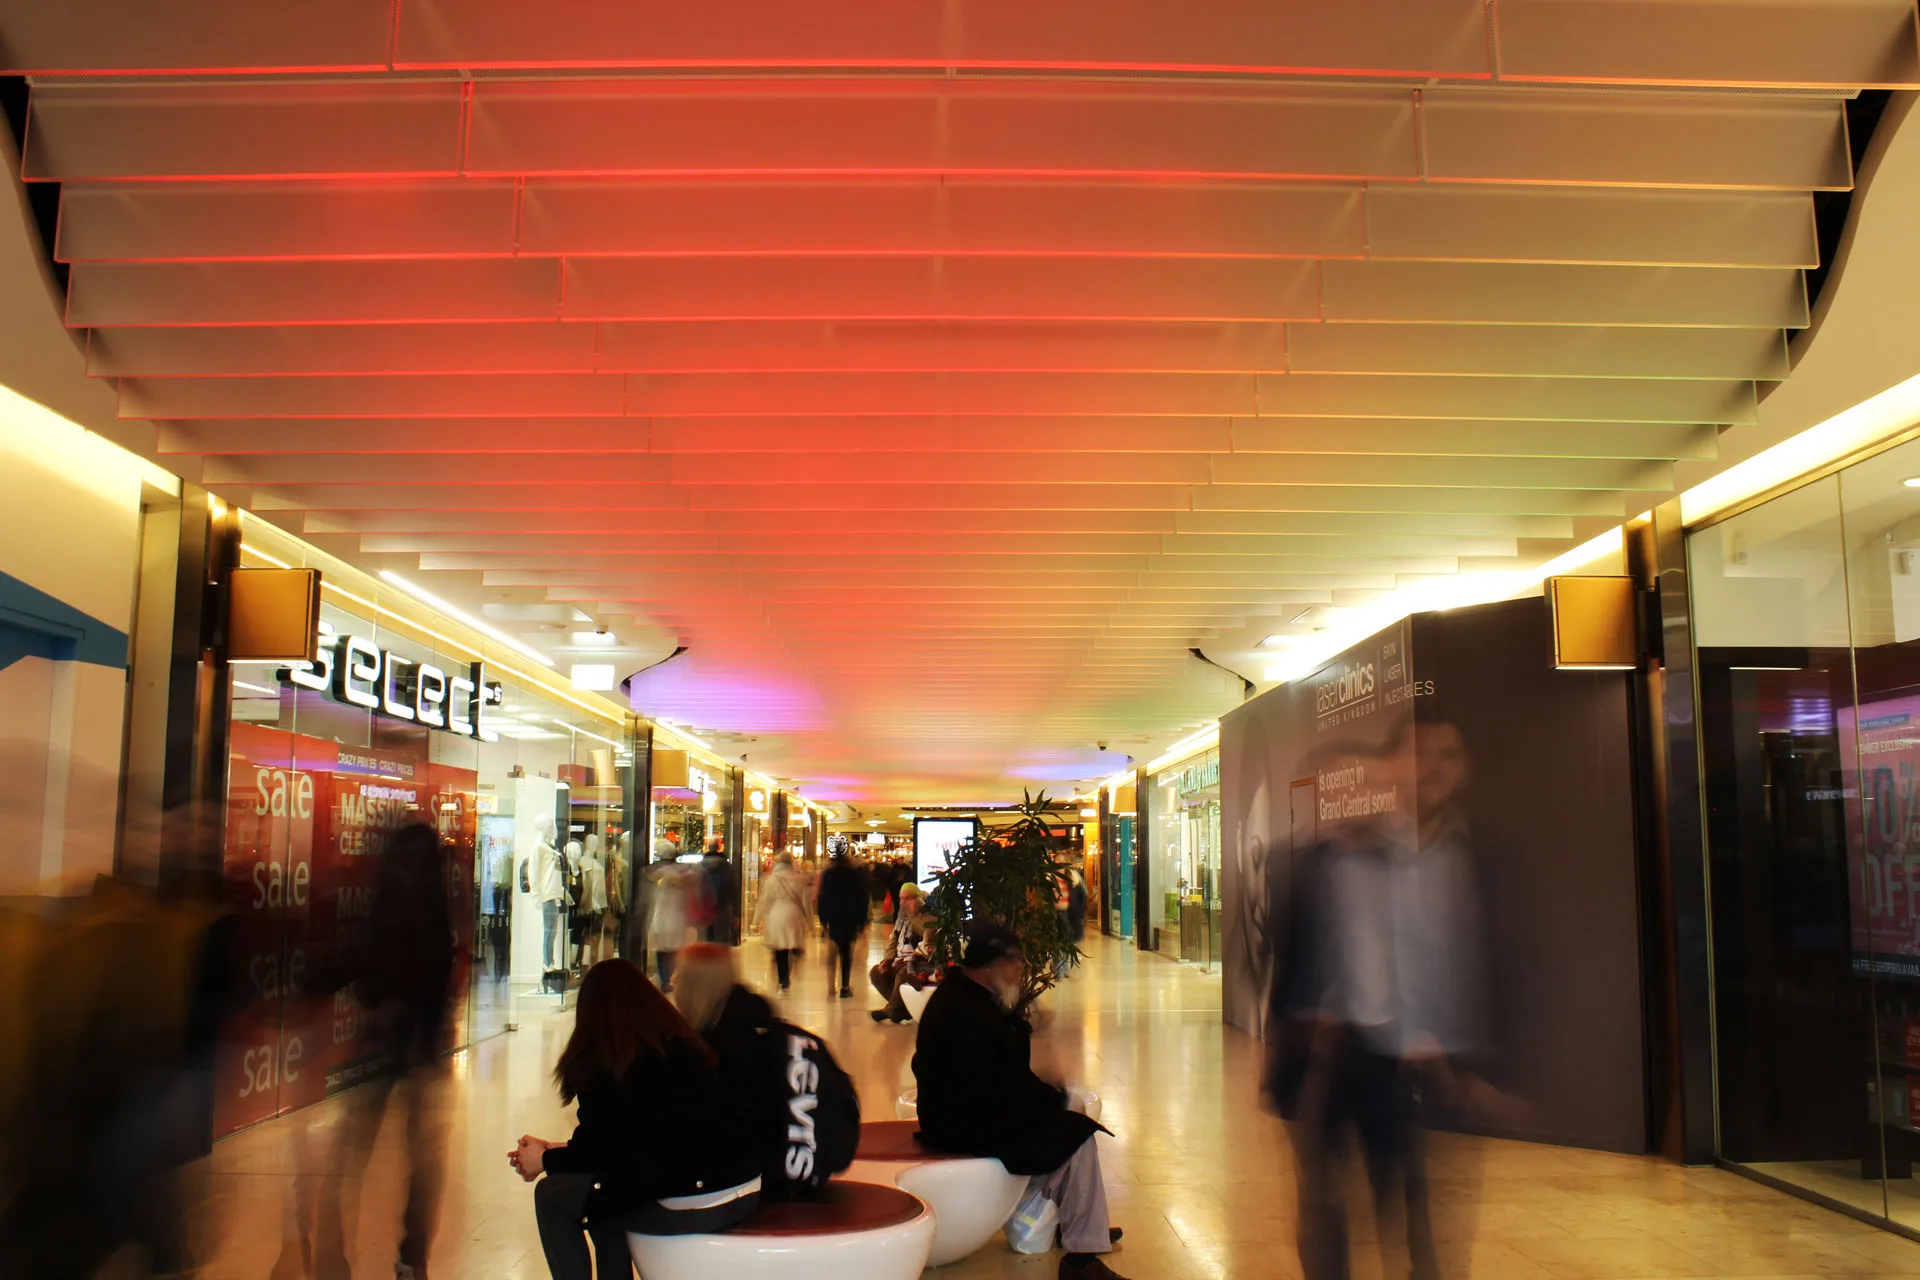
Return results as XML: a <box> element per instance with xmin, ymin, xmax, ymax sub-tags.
<box><xmin>1838</xmin><ymin>695</ymin><xmax>1920</xmax><ymax>981</ymax></box>
<box><xmin>216</xmin><ymin>722</ymin><xmax>475</xmax><ymax>1138</ymax></box>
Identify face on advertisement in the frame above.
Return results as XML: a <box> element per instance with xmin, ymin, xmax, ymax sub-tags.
<box><xmin>1416</xmin><ymin>721</ymin><xmax>1470</xmax><ymax>820</ymax></box>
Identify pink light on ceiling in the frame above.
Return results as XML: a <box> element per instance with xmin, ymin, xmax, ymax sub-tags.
<box><xmin>627</xmin><ymin>654</ymin><xmax>828</xmax><ymax>735</ymax></box>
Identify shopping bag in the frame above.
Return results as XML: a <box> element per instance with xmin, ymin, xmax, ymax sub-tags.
<box><xmin>1005</xmin><ymin>1183</ymin><xmax>1060</xmax><ymax>1254</ymax></box>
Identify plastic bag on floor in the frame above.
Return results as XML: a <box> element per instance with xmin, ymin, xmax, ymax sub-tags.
<box><xmin>1006</xmin><ymin>1184</ymin><xmax>1060</xmax><ymax>1254</ymax></box>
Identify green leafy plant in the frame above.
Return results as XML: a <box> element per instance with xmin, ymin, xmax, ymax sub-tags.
<box><xmin>923</xmin><ymin>789</ymin><xmax>1081</xmax><ymax>1016</ymax></box>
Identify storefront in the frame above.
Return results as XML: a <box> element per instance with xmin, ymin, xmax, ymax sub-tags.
<box><xmin>1100</xmin><ymin>780</ymin><xmax>1137</xmax><ymax>941</ymax></box>
<box><xmin>218</xmin><ymin>519</ymin><xmax>642</xmax><ymax>1138</ymax></box>
<box><xmin>1689</xmin><ymin>433</ymin><xmax>1920</xmax><ymax>1231</ymax></box>
<box><xmin>1144</xmin><ymin>746</ymin><xmax>1222</xmax><ymax>968</ymax></box>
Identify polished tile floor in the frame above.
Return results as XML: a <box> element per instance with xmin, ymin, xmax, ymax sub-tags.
<box><xmin>184</xmin><ymin>931</ymin><xmax>1920</xmax><ymax>1280</ymax></box>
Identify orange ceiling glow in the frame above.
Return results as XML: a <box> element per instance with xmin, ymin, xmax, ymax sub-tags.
<box><xmin>4</xmin><ymin>0</ymin><xmax>1914</xmax><ymax>802</ymax></box>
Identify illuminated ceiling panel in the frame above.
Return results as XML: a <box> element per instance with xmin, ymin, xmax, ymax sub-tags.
<box><xmin>3</xmin><ymin>1</ymin><xmax>1911</xmax><ymax>802</ymax></box>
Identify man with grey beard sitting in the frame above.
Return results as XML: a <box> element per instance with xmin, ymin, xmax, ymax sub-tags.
<box><xmin>910</xmin><ymin>922</ymin><xmax>1126</xmax><ymax>1280</ymax></box>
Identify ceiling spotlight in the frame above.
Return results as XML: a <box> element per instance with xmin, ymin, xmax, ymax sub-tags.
<box><xmin>572</xmin><ymin>629</ymin><xmax>620</xmax><ymax>646</ymax></box>
<box><xmin>866</xmin><ymin>818</ymin><xmax>886</xmax><ymax>826</ymax></box>
<box><xmin>1259</xmin><ymin>634</ymin><xmax>1304</xmax><ymax>648</ymax></box>
<box><xmin>1905</xmin><ymin>478</ymin><xmax>1920</xmax><ymax>489</ymax></box>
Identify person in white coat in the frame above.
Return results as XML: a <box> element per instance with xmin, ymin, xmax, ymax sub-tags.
<box><xmin>645</xmin><ymin>860</ymin><xmax>691</xmax><ymax>991</ymax></box>
<box><xmin>754</xmin><ymin>853</ymin><xmax>811</xmax><ymax>994</ymax></box>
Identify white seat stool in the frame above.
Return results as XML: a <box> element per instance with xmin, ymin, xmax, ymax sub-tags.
<box><xmin>896</xmin><ymin>1084</ymin><xmax>1102</xmax><ymax>1124</ymax></box>
<box><xmin>627</xmin><ymin>1181</ymin><xmax>934</xmax><ymax>1280</ymax></box>
<box><xmin>898</xmin><ymin>981</ymin><xmax>935</xmax><ymax>1023</ymax></box>
<box><xmin>846</xmin><ymin>1120</ymin><xmax>1027</xmax><ymax>1267</ymax></box>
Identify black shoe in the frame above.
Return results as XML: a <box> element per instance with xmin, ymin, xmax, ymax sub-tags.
<box><xmin>1060</xmin><ymin>1254</ymin><xmax>1127</xmax><ymax>1280</ymax></box>
<box><xmin>1109</xmin><ymin>1228</ymin><xmax>1123</xmax><ymax>1244</ymax></box>
<box><xmin>870</xmin><ymin>1009</ymin><xmax>890</xmax><ymax>1022</ymax></box>
<box><xmin>889</xmin><ymin>1010</ymin><xmax>913</xmax><ymax>1024</ymax></box>
<box><xmin>839</xmin><ymin>987</ymin><xmax>852</xmax><ymax>998</ymax></box>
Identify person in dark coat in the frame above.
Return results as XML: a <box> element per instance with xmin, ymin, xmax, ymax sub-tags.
<box><xmin>670</xmin><ymin>943</ymin><xmax>804</xmax><ymax>1199</ymax></box>
<box><xmin>294</xmin><ymin>822</ymin><xmax>463</xmax><ymax>1280</ymax></box>
<box><xmin>814</xmin><ymin>852</ymin><xmax>870</xmax><ymax>998</ymax></box>
<box><xmin>698</xmin><ymin>841</ymin><xmax>739</xmax><ymax>946</ymax></box>
<box><xmin>912</xmin><ymin>923</ymin><xmax>1127</xmax><ymax>1280</ymax></box>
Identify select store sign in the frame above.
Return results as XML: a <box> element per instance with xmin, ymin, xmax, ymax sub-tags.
<box><xmin>279</xmin><ymin>622</ymin><xmax>504</xmax><ymax>741</ymax></box>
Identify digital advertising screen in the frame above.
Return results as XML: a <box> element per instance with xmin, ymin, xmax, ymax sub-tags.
<box><xmin>915</xmin><ymin>818</ymin><xmax>976</xmax><ymax>892</ymax></box>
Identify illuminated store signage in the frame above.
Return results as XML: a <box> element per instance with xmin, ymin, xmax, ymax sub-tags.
<box><xmin>1174</xmin><ymin>756</ymin><xmax>1220</xmax><ymax>796</ymax></box>
<box><xmin>278</xmin><ymin>623</ymin><xmax>503</xmax><ymax>742</ymax></box>
<box><xmin>1314</xmin><ymin>658</ymin><xmax>1377</xmax><ymax>720</ymax></box>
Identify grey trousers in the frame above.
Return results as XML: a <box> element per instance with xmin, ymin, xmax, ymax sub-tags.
<box><xmin>1038</xmin><ymin>1134</ymin><xmax>1113</xmax><ymax>1255</ymax></box>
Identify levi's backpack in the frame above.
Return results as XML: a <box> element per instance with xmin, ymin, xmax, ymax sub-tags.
<box><xmin>759</xmin><ymin>1017</ymin><xmax>860</xmax><ymax>1196</ymax></box>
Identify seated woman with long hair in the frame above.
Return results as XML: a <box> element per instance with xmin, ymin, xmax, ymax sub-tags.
<box><xmin>509</xmin><ymin>959</ymin><xmax>760</xmax><ymax>1280</ymax></box>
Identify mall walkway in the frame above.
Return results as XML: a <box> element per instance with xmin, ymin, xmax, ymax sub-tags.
<box><xmin>180</xmin><ymin>934</ymin><xmax>1920</xmax><ymax>1280</ymax></box>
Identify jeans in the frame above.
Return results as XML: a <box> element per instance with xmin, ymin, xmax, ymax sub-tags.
<box><xmin>542</xmin><ymin>899</ymin><xmax>561</xmax><ymax>970</ymax></box>
<box><xmin>656</xmin><ymin>949</ymin><xmax>678</xmax><ymax>990</ymax></box>
<box><xmin>534</xmin><ymin>1174</ymin><xmax>760</xmax><ymax>1280</ymax></box>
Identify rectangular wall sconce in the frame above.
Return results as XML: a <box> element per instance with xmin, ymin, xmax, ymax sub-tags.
<box><xmin>228</xmin><ymin>567</ymin><xmax>321</xmax><ymax>662</ymax></box>
<box><xmin>1547</xmin><ymin>575</ymin><xmax>1638</xmax><ymax>671</ymax></box>
<box><xmin>650</xmin><ymin>747</ymin><xmax>689</xmax><ymax>789</ymax></box>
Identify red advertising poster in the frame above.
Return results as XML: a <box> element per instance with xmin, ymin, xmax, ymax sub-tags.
<box><xmin>217</xmin><ymin>721</ymin><xmax>315</xmax><ymax>1136</ymax></box>
<box><xmin>216</xmin><ymin>722</ymin><xmax>476</xmax><ymax>1138</ymax></box>
<box><xmin>1838</xmin><ymin>697</ymin><xmax>1920</xmax><ymax>981</ymax></box>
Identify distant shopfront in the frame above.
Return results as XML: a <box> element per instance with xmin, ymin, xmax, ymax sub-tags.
<box><xmin>1145</xmin><ymin>746</ymin><xmax>1222</xmax><ymax>968</ymax></box>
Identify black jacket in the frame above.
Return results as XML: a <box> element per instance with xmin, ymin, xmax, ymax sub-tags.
<box><xmin>699</xmin><ymin>985</ymin><xmax>799</xmax><ymax>1197</ymax></box>
<box><xmin>911</xmin><ymin>967</ymin><xmax>1105</xmax><ymax>1175</ymax></box>
<box><xmin>816</xmin><ymin>858</ymin><xmax>870</xmax><ymax>938</ymax></box>
<box><xmin>543</xmin><ymin>1037</ymin><xmax>759</xmax><ymax>1220</ymax></box>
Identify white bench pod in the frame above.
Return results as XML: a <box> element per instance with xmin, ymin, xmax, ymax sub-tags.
<box><xmin>627</xmin><ymin>1181</ymin><xmax>933</xmax><ymax>1280</ymax></box>
<box><xmin>847</xmin><ymin>1120</ymin><xmax>1026</xmax><ymax>1268</ymax></box>
<box><xmin>898</xmin><ymin>982</ymin><xmax>935</xmax><ymax>1023</ymax></box>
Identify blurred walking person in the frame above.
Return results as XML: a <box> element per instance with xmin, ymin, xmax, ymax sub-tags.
<box><xmin>644</xmin><ymin>858</ymin><xmax>692</xmax><ymax>990</ymax></box>
<box><xmin>285</xmin><ymin>822</ymin><xmax>462</xmax><ymax>1280</ymax></box>
<box><xmin>814</xmin><ymin>851</ymin><xmax>869</xmax><ymax>999</ymax></box>
<box><xmin>754</xmin><ymin>853</ymin><xmax>809</xmax><ymax>993</ymax></box>
<box><xmin>1268</xmin><ymin>713</ymin><xmax>1493</xmax><ymax>1280</ymax></box>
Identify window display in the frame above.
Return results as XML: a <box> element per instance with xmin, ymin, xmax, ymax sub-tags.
<box><xmin>1692</xmin><ymin>435</ymin><xmax>1920</xmax><ymax>1231</ymax></box>
<box><xmin>219</xmin><ymin>527</ymin><xmax>638</xmax><ymax>1138</ymax></box>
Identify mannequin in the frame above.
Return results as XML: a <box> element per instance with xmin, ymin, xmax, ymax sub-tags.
<box><xmin>534</xmin><ymin>814</ymin><xmax>565</xmax><ymax>975</ymax></box>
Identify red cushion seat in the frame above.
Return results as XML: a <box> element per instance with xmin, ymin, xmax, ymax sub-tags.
<box><xmin>728</xmin><ymin>1181</ymin><xmax>925</xmax><ymax>1236</ymax></box>
<box><xmin>855</xmin><ymin>1118</ymin><xmax>974</xmax><ymax>1163</ymax></box>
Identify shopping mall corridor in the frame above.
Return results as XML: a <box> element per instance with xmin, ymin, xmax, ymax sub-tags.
<box><xmin>167</xmin><ymin>934</ymin><xmax>1920</xmax><ymax>1280</ymax></box>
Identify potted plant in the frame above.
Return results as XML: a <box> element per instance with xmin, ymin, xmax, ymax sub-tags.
<box><xmin>922</xmin><ymin>790</ymin><xmax>1081</xmax><ymax>1016</ymax></box>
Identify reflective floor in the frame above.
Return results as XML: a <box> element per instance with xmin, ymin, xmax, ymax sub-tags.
<box><xmin>177</xmin><ymin>931</ymin><xmax>1920</xmax><ymax>1280</ymax></box>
